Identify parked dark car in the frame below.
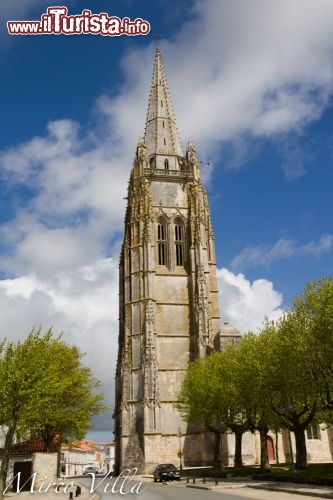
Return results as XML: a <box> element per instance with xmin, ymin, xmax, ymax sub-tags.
<box><xmin>153</xmin><ymin>464</ymin><xmax>181</xmax><ymax>482</ymax></box>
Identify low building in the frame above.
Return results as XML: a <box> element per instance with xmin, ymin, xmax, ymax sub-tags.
<box><xmin>103</xmin><ymin>442</ymin><xmax>116</xmax><ymax>474</ymax></box>
<box><xmin>0</xmin><ymin>438</ymin><xmax>58</xmax><ymax>491</ymax></box>
<box><xmin>60</xmin><ymin>440</ymin><xmax>106</xmax><ymax>477</ymax></box>
<box><xmin>219</xmin><ymin>425</ymin><xmax>333</xmax><ymax>466</ymax></box>
<box><xmin>60</xmin><ymin>442</ymin><xmax>95</xmax><ymax>477</ymax></box>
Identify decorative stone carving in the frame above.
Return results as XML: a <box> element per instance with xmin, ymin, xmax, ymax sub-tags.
<box><xmin>143</xmin><ymin>168</ymin><xmax>193</xmax><ymax>179</ymax></box>
<box><xmin>141</xmin><ymin>300</ymin><xmax>160</xmax><ymax>411</ymax></box>
<box><xmin>187</xmin><ymin>140</ymin><xmax>199</xmax><ymax>166</ymax></box>
<box><xmin>193</xmin><ymin>264</ymin><xmax>212</xmax><ymax>349</ymax></box>
<box><xmin>188</xmin><ymin>180</ymin><xmax>214</xmax><ymax>247</ymax></box>
<box><xmin>137</xmin><ymin>137</ymin><xmax>148</xmax><ymax>166</ymax></box>
<box><xmin>125</xmin><ymin>179</ymin><xmax>153</xmax><ymax>244</ymax></box>
<box><xmin>145</xmin><ymin>299</ymin><xmax>155</xmax><ymax>325</ymax></box>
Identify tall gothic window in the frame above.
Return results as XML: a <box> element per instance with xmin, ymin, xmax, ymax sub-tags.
<box><xmin>157</xmin><ymin>219</ymin><xmax>167</xmax><ymax>265</ymax></box>
<box><xmin>164</xmin><ymin>159</ymin><xmax>169</xmax><ymax>170</ymax></box>
<box><xmin>174</xmin><ymin>220</ymin><xmax>184</xmax><ymax>266</ymax></box>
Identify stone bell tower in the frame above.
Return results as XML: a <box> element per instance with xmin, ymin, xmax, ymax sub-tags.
<box><xmin>114</xmin><ymin>48</ymin><xmax>221</xmax><ymax>473</ymax></box>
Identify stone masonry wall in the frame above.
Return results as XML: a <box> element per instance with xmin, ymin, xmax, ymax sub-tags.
<box><xmin>32</xmin><ymin>453</ymin><xmax>58</xmax><ymax>488</ymax></box>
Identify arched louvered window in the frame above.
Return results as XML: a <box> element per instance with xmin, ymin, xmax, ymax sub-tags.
<box><xmin>164</xmin><ymin>159</ymin><xmax>169</xmax><ymax>170</ymax></box>
<box><xmin>157</xmin><ymin>219</ymin><xmax>167</xmax><ymax>266</ymax></box>
<box><xmin>174</xmin><ymin>220</ymin><xmax>185</xmax><ymax>266</ymax></box>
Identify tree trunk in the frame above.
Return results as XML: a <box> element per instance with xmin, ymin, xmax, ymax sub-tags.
<box><xmin>234</xmin><ymin>430</ymin><xmax>243</xmax><ymax>467</ymax></box>
<box><xmin>287</xmin><ymin>428</ymin><xmax>294</xmax><ymax>464</ymax></box>
<box><xmin>259</xmin><ymin>428</ymin><xmax>269</xmax><ymax>469</ymax></box>
<box><xmin>0</xmin><ymin>424</ymin><xmax>16</xmax><ymax>499</ymax></box>
<box><xmin>42</xmin><ymin>427</ymin><xmax>57</xmax><ymax>452</ymax></box>
<box><xmin>57</xmin><ymin>451</ymin><xmax>61</xmax><ymax>479</ymax></box>
<box><xmin>275</xmin><ymin>430</ymin><xmax>279</xmax><ymax>464</ymax></box>
<box><xmin>294</xmin><ymin>426</ymin><xmax>307</xmax><ymax>468</ymax></box>
<box><xmin>213</xmin><ymin>429</ymin><xmax>222</xmax><ymax>466</ymax></box>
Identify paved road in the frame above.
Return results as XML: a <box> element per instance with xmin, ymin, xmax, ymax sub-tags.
<box><xmin>77</xmin><ymin>475</ymin><xmax>324</xmax><ymax>500</ymax></box>
<box><xmin>6</xmin><ymin>475</ymin><xmax>331</xmax><ymax>500</ymax></box>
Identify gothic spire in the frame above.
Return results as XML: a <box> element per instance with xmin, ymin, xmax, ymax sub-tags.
<box><xmin>144</xmin><ymin>48</ymin><xmax>182</xmax><ymax>159</ymax></box>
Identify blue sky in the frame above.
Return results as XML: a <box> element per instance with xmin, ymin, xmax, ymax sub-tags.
<box><xmin>1</xmin><ymin>0</ymin><xmax>333</xmax><ymax>440</ymax></box>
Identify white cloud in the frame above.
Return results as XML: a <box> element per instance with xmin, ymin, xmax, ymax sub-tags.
<box><xmin>1</xmin><ymin>119</ymin><xmax>128</xmax><ymax>222</ymax></box>
<box><xmin>231</xmin><ymin>234</ymin><xmax>333</xmax><ymax>269</ymax></box>
<box><xmin>2</xmin><ymin>1</ymin><xmax>333</xmax><ymax>276</ymax></box>
<box><xmin>217</xmin><ymin>267</ymin><xmax>284</xmax><ymax>333</ymax></box>
<box><xmin>89</xmin><ymin>0</ymin><xmax>333</xmax><ymax>178</ymax></box>
<box><xmin>177</xmin><ymin>0</ymin><xmax>333</xmax><ymax>165</ymax></box>
<box><xmin>0</xmin><ymin>258</ymin><xmax>119</xmax><ymax>432</ymax></box>
<box><xmin>0</xmin><ymin>118</ymin><xmax>127</xmax><ymax>277</ymax></box>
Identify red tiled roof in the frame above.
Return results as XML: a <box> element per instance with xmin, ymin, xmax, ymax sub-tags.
<box><xmin>0</xmin><ymin>436</ymin><xmax>59</xmax><ymax>456</ymax></box>
<box><xmin>72</xmin><ymin>440</ymin><xmax>97</xmax><ymax>452</ymax></box>
<box><xmin>0</xmin><ymin>438</ymin><xmax>45</xmax><ymax>456</ymax></box>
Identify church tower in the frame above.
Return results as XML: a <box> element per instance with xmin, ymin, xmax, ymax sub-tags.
<box><xmin>115</xmin><ymin>49</ymin><xmax>221</xmax><ymax>473</ymax></box>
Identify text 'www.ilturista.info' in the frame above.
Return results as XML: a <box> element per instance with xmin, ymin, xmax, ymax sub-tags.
<box><xmin>7</xmin><ymin>7</ymin><xmax>151</xmax><ymax>36</ymax></box>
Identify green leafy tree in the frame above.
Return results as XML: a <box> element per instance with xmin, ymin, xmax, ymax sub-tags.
<box><xmin>27</xmin><ymin>338</ymin><xmax>105</xmax><ymax>450</ymax></box>
<box><xmin>179</xmin><ymin>277</ymin><xmax>333</xmax><ymax>470</ymax></box>
<box><xmin>266</xmin><ymin>276</ymin><xmax>333</xmax><ymax>468</ymax></box>
<box><xmin>0</xmin><ymin>328</ymin><xmax>105</xmax><ymax>497</ymax></box>
<box><xmin>216</xmin><ymin>346</ymin><xmax>249</xmax><ymax>467</ymax></box>
<box><xmin>260</xmin><ymin>316</ymin><xmax>320</xmax><ymax>468</ymax></box>
<box><xmin>291</xmin><ymin>277</ymin><xmax>333</xmax><ymax>411</ymax></box>
<box><xmin>178</xmin><ymin>350</ymin><xmax>249</xmax><ymax>467</ymax></box>
<box><xmin>233</xmin><ymin>332</ymin><xmax>281</xmax><ymax>469</ymax></box>
<box><xmin>177</xmin><ymin>355</ymin><xmax>227</xmax><ymax>466</ymax></box>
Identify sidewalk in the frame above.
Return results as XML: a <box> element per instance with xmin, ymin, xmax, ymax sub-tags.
<box><xmin>185</xmin><ymin>478</ymin><xmax>333</xmax><ymax>499</ymax></box>
<box><xmin>248</xmin><ymin>481</ymin><xmax>333</xmax><ymax>499</ymax></box>
<box><xmin>143</xmin><ymin>474</ymin><xmax>333</xmax><ymax>498</ymax></box>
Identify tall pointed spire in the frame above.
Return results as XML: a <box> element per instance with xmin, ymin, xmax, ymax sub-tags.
<box><xmin>116</xmin><ymin>47</ymin><xmax>223</xmax><ymax>475</ymax></box>
<box><xmin>144</xmin><ymin>48</ymin><xmax>182</xmax><ymax>160</ymax></box>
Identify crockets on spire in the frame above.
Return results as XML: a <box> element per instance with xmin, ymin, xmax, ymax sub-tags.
<box><xmin>144</xmin><ymin>48</ymin><xmax>182</xmax><ymax>159</ymax></box>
